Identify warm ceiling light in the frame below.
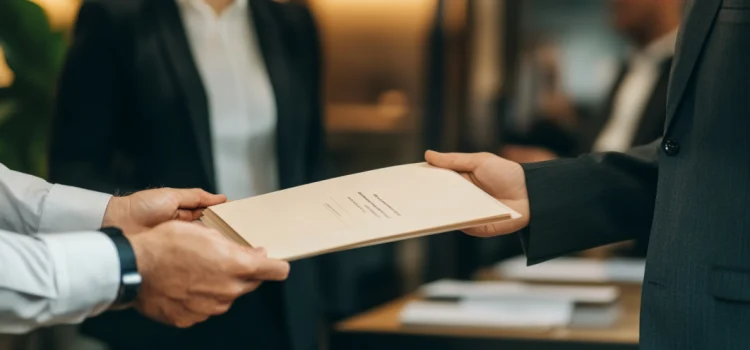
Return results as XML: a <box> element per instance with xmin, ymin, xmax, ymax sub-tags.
<box><xmin>0</xmin><ymin>47</ymin><xmax>14</xmax><ymax>88</ymax></box>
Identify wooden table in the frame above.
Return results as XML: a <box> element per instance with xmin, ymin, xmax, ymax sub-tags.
<box><xmin>332</xmin><ymin>273</ymin><xmax>642</xmax><ymax>350</ymax></box>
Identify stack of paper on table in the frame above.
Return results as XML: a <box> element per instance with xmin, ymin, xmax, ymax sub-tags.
<box><xmin>420</xmin><ymin>279</ymin><xmax>620</xmax><ymax>303</ymax></box>
<box><xmin>201</xmin><ymin>163</ymin><xmax>521</xmax><ymax>261</ymax></box>
<box><xmin>495</xmin><ymin>255</ymin><xmax>645</xmax><ymax>283</ymax></box>
<box><xmin>399</xmin><ymin>280</ymin><xmax>621</xmax><ymax>329</ymax></box>
<box><xmin>400</xmin><ymin>298</ymin><xmax>574</xmax><ymax>329</ymax></box>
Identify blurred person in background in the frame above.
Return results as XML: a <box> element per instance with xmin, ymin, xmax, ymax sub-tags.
<box><xmin>48</xmin><ymin>0</ymin><xmax>325</xmax><ymax>350</ymax></box>
<box><xmin>503</xmin><ymin>0</ymin><xmax>682</xmax><ymax>163</ymax></box>
<box><xmin>501</xmin><ymin>0</ymin><xmax>682</xmax><ymax>257</ymax></box>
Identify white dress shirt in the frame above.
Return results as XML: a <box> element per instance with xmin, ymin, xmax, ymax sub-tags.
<box><xmin>0</xmin><ymin>163</ymin><xmax>118</xmax><ymax>334</ymax></box>
<box><xmin>178</xmin><ymin>0</ymin><xmax>279</xmax><ymax>200</ymax></box>
<box><xmin>592</xmin><ymin>29</ymin><xmax>678</xmax><ymax>153</ymax></box>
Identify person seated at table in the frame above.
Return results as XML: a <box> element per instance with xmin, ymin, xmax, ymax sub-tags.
<box><xmin>48</xmin><ymin>0</ymin><xmax>326</xmax><ymax>349</ymax></box>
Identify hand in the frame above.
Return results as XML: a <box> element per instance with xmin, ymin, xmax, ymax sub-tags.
<box><xmin>500</xmin><ymin>145</ymin><xmax>558</xmax><ymax>163</ymax></box>
<box><xmin>128</xmin><ymin>221</ymin><xmax>290</xmax><ymax>328</ymax></box>
<box><xmin>102</xmin><ymin>188</ymin><xmax>227</xmax><ymax>235</ymax></box>
<box><xmin>425</xmin><ymin>150</ymin><xmax>530</xmax><ymax>237</ymax></box>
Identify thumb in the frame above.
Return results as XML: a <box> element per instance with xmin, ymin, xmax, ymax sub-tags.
<box><xmin>425</xmin><ymin>150</ymin><xmax>489</xmax><ymax>173</ymax></box>
<box><xmin>170</xmin><ymin>188</ymin><xmax>227</xmax><ymax>209</ymax></box>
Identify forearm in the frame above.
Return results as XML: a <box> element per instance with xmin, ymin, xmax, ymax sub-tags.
<box><xmin>0</xmin><ymin>229</ymin><xmax>120</xmax><ymax>333</ymax></box>
<box><xmin>0</xmin><ymin>163</ymin><xmax>112</xmax><ymax>234</ymax></box>
<box><xmin>520</xmin><ymin>140</ymin><xmax>660</xmax><ymax>264</ymax></box>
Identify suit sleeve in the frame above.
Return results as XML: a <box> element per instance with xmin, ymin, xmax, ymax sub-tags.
<box><xmin>48</xmin><ymin>2</ymin><xmax>134</xmax><ymax>195</ymax></box>
<box><xmin>519</xmin><ymin>138</ymin><xmax>661</xmax><ymax>265</ymax></box>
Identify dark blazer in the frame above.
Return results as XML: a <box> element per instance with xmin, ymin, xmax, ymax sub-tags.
<box><xmin>49</xmin><ymin>1</ymin><xmax>325</xmax><ymax>350</ymax></box>
<box><xmin>584</xmin><ymin>58</ymin><xmax>672</xmax><ymax>257</ymax></box>
<box><xmin>519</xmin><ymin>0</ymin><xmax>750</xmax><ymax>348</ymax></box>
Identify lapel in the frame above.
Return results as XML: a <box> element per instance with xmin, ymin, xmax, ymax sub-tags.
<box><xmin>664</xmin><ymin>0</ymin><xmax>721</xmax><ymax>131</ymax></box>
<box><xmin>154</xmin><ymin>0</ymin><xmax>215</xmax><ymax>186</ymax></box>
<box><xmin>250</xmin><ymin>0</ymin><xmax>299</xmax><ymax>187</ymax></box>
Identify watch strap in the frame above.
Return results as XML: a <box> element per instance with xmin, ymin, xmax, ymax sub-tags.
<box><xmin>101</xmin><ymin>227</ymin><xmax>140</xmax><ymax>306</ymax></box>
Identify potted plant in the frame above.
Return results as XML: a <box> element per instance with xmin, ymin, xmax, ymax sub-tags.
<box><xmin>0</xmin><ymin>0</ymin><xmax>68</xmax><ymax>178</ymax></box>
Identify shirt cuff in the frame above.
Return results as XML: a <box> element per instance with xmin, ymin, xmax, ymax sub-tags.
<box><xmin>40</xmin><ymin>232</ymin><xmax>120</xmax><ymax>320</ymax></box>
<box><xmin>39</xmin><ymin>184</ymin><xmax>112</xmax><ymax>233</ymax></box>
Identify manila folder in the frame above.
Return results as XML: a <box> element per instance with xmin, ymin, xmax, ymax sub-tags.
<box><xmin>201</xmin><ymin>162</ymin><xmax>520</xmax><ymax>261</ymax></box>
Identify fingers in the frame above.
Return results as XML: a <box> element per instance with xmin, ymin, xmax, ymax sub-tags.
<box><xmin>233</xmin><ymin>250</ymin><xmax>290</xmax><ymax>281</ymax></box>
<box><xmin>162</xmin><ymin>220</ymin><xmax>215</xmax><ymax>234</ymax></box>
<box><xmin>183</xmin><ymin>296</ymin><xmax>234</xmax><ymax>316</ymax></box>
<box><xmin>168</xmin><ymin>304</ymin><xmax>210</xmax><ymax>328</ymax></box>
<box><xmin>252</xmin><ymin>247</ymin><xmax>267</xmax><ymax>257</ymax></box>
<box><xmin>173</xmin><ymin>209</ymin><xmax>194</xmax><ymax>221</ymax></box>
<box><xmin>189</xmin><ymin>208</ymin><xmax>206</xmax><ymax>221</ymax></box>
<box><xmin>170</xmin><ymin>188</ymin><xmax>227</xmax><ymax>210</ymax></box>
<box><xmin>462</xmin><ymin>220</ymin><xmax>521</xmax><ymax>238</ymax></box>
<box><xmin>425</xmin><ymin>150</ymin><xmax>493</xmax><ymax>172</ymax></box>
<box><xmin>173</xmin><ymin>208</ymin><xmax>206</xmax><ymax>222</ymax></box>
<box><xmin>140</xmin><ymin>298</ymin><xmax>210</xmax><ymax>329</ymax></box>
<box><xmin>239</xmin><ymin>280</ymin><xmax>264</xmax><ymax>295</ymax></box>
<box><xmin>193</xmin><ymin>279</ymin><xmax>263</xmax><ymax>303</ymax></box>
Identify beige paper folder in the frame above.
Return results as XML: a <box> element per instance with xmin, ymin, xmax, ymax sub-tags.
<box><xmin>201</xmin><ymin>162</ymin><xmax>521</xmax><ymax>261</ymax></box>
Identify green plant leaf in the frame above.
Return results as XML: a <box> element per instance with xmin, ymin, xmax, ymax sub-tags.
<box><xmin>0</xmin><ymin>0</ymin><xmax>67</xmax><ymax>177</ymax></box>
<box><xmin>0</xmin><ymin>99</ymin><xmax>17</xmax><ymax>126</ymax></box>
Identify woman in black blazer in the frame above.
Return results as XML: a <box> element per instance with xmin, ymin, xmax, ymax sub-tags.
<box><xmin>49</xmin><ymin>1</ymin><xmax>325</xmax><ymax>350</ymax></box>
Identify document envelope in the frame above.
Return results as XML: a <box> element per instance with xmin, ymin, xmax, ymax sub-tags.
<box><xmin>201</xmin><ymin>162</ymin><xmax>521</xmax><ymax>260</ymax></box>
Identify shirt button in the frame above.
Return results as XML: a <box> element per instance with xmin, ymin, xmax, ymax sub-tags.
<box><xmin>662</xmin><ymin>139</ymin><xmax>680</xmax><ymax>156</ymax></box>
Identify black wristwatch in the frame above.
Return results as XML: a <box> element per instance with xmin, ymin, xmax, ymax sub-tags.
<box><xmin>100</xmin><ymin>226</ymin><xmax>141</xmax><ymax>308</ymax></box>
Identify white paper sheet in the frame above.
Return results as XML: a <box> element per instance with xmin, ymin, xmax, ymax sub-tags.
<box><xmin>421</xmin><ymin>279</ymin><xmax>619</xmax><ymax>304</ymax></box>
<box><xmin>495</xmin><ymin>255</ymin><xmax>645</xmax><ymax>283</ymax></box>
<box><xmin>400</xmin><ymin>298</ymin><xmax>574</xmax><ymax>328</ymax></box>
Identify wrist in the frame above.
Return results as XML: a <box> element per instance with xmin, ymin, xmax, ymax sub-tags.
<box><xmin>102</xmin><ymin>196</ymin><xmax>129</xmax><ymax>229</ymax></box>
<box><xmin>128</xmin><ymin>233</ymin><xmax>153</xmax><ymax>289</ymax></box>
<box><xmin>518</xmin><ymin>165</ymin><xmax>531</xmax><ymax>228</ymax></box>
<box><xmin>101</xmin><ymin>227</ymin><xmax>142</xmax><ymax>308</ymax></box>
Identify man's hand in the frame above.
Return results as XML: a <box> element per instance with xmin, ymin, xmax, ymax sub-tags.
<box><xmin>425</xmin><ymin>150</ymin><xmax>531</xmax><ymax>237</ymax></box>
<box><xmin>128</xmin><ymin>221</ymin><xmax>290</xmax><ymax>328</ymax></box>
<box><xmin>102</xmin><ymin>188</ymin><xmax>227</xmax><ymax>234</ymax></box>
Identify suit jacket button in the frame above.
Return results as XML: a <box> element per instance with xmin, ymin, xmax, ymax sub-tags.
<box><xmin>662</xmin><ymin>139</ymin><xmax>680</xmax><ymax>156</ymax></box>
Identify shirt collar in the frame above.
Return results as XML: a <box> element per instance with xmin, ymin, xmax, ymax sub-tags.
<box><xmin>644</xmin><ymin>28</ymin><xmax>678</xmax><ymax>60</ymax></box>
<box><xmin>630</xmin><ymin>28</ymin><xmax>678</xmax><ymax>63</ymax></box>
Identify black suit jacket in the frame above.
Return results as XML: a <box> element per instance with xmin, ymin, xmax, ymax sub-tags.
<box><xmin>49</xmin><ymin>1</ymin><xmax>325</xmax><ymax>350</ymax></box>
<box><xmin>520</xmin><ymin>0</ymin><xmax>750</xmax><ymax>348</ymax></box>
<box><xmin>583</xmin><ymin>58</ymin><xmax>672</xmax><ymax>257</ymax></box>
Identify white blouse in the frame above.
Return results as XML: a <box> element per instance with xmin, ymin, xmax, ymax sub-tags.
<box><xmin>177</xmin><ymin>0</ymin><xmax>279</xmax><ymax>200</ymax></box>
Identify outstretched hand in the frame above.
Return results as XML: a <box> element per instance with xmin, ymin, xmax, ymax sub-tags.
<box><xmin>425</xmin><ymin>150</ymin><xmax>531</xmax><ymax>237</ymax></box>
